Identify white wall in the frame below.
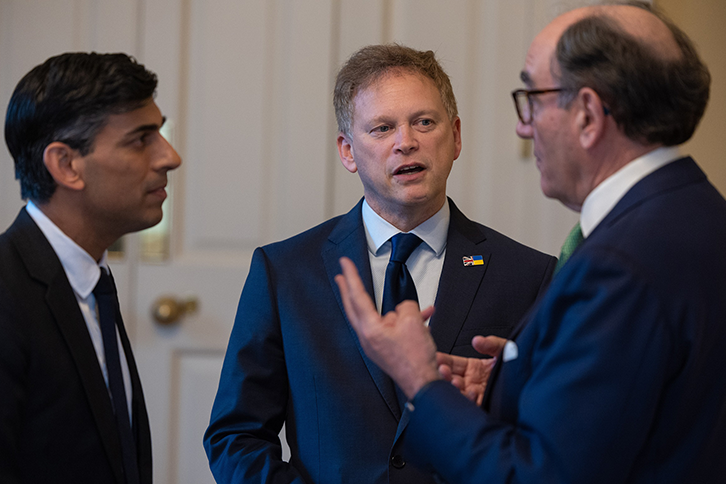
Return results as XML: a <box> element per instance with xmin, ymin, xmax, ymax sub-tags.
<box><xmin>0</xmin><ymin>0</ymin><xmax>585</xmax><ymax>258</ymax></box>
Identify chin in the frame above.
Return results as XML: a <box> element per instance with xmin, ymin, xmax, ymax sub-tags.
<box><xmin>147</xmin><ymin>213</ymin><xmax>164</xmax><ymax>229</ymax></box>
<box><xmin>540</xmin><ymin>179</ymin><xmax>555</xmax><ymax>199</ymax></box>
<box><xmin>135</xmin><ymin>211</ymin><xmax>164</xmax><ymax>232</ymax></box>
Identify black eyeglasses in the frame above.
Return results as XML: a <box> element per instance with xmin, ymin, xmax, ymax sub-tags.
<box><xmin>511</xmin><ymin>88</ymin><xmax>566</xmax><ymax>124</ymax></box>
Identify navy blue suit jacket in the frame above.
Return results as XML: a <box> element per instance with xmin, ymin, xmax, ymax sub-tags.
<box><xmin>0</xmin><ymin>208</ymin><xmax>152</xmax><ymax>484</ymax></box>
<box><xmin>404</xmin><ymin>158</ymin><xmax>726</xmax><ymax>483</ymax></box>
<box><xmin>204</xmin><ymin>199</ymin><xmax>556</xmax><ymax>484</ymax></box>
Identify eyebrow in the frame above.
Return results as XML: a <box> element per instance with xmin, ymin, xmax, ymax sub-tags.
<box><xmin>520</xmin><ymin>71</ymin><xmax>533</xmax><ymax>86</ymax></box>
<box><xmin>409</xmin><ymin>109</ymin><xmax>441</xmax><ymax>119</ymax></box>
<box><xmin>125</xmin><ymin>116</ymin><xmax>167</xmax><ymax>137</ymax></box>
<box><xmin>366</xmin><ymin>109</ymin><xmax>441</xmax><ymax>126</ymax></box>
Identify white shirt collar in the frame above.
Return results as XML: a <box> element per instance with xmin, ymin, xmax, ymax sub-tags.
<box><xmin>26</xmin><ymin>200</ymin><xmax>108</xmax><ymax>299</ymax></box>
<box><xmin>580</xmin><ymin>146</ymin><xmax>681</xmax><ymax>237</ymax></box>
<box><xmin>361</xmin><ymin>198</ymin><xmax>450</xmax><ymax>257</ymax></box>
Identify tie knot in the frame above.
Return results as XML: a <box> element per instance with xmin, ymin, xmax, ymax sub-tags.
<box><xmin>93</xmin><ymin>268</ymin><xmax>115</xmax><ymax>296</ymax></box>
<box><xmin>389</xmin><ymin>233</ymin><xmax>422</xmax><ymax>264</ymax></box>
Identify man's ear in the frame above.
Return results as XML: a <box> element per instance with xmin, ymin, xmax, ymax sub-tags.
<box><xmin>43</xmin><ymin>142</ymin><xmax>85</xmax><ymax>191</ymax></box>
<box><xmin>575</xmin><ymin>87</ymin><xmax>608</xmax><ymax>150</ymax></box>
<box><xmin>451</xmin><ymin>116</ymin><xmax>462</xmax><ymax>161</ymax></box>
<box><xmin>337</xmin><ymin>133</ymin><xmax>357</xmax><ymax>174</ymax></box>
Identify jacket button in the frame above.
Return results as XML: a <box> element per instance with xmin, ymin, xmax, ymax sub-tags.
<box><xmin>390</xmin><ymin>454</ymin><xmax>406</xmax><ymax>469</ymax></box>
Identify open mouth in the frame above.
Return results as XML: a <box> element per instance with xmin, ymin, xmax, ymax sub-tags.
<box><xmin>394</xmin><ymin>165</ymin><xmax>424</xmax><ymax>175</ymax></box>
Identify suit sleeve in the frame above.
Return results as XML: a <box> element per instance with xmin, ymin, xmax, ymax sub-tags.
<box><xmin>404</xmin><ymin>249</ymin><xmax>678</xmax><ymax>484</ymax></box>
<box><xmin>204</xmin><ymin>248</ymin><xmax>307</xmax><ymax>484</ymax></box>
<box><xmin>0</xmin><ymin>284</ymin><xmax>25</xmax><ymax>484</ymax></box>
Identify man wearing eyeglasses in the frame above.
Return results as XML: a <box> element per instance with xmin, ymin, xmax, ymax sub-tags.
<box><xmin>336</xmin><ymin>1</ymin><xmax>726</xmax><ymax>483</ymax></box>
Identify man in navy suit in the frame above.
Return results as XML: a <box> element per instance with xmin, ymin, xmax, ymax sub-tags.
<box><xmin>204</xmin><ymin>45</ymin><xmax>556</xmax><ymax>483</ymax></box>
<box><xmin>336</xmin><ymin>2</ymin><xmax>726</xmax><ymax>483</ymax></box>
<box><xmin>0</xmin><ymin>53</ymin><xmax>181</xmax><ymax>483</ymax></box>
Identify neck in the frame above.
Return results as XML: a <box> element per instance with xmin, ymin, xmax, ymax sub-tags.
<box><xmin>368</xmin><ymin>198</ymin><xmax>445</xmax><ymax>233</ymax></box>
<box><xmin>574</xmin><ymin>137</ymin><xmax>663</xmax><ymax>210</ymax></box>
<box><xmin>34</xmin><ymin>198</ymin><xmax>113</xmax><ymax>262</ymax></box>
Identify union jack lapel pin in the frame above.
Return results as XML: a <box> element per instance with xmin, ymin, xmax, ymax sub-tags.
<box><xmin>463</xmin><ymin>255</ymin><xmax>484</xmax><ymax>266</ymax></box>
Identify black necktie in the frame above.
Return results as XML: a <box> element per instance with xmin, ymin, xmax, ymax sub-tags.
<box><xmin>381</xmin><ymin>233</ymin><xmax>423</xmax><ymax>314</ymax></box>
<box><xmin>94</xmin><ymin>269</ymin><xmax>140</xmax><ymax>484</ymax></box>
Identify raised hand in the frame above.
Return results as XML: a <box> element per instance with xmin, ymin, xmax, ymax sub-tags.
<box><xmin>335</xmin><ymin>257</ymin><xmax>440</xmax><ymax>399</ymax></box>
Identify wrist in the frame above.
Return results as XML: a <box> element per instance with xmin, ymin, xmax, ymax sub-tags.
<box><xmin>403</xmin><ymin>369</ymin><xmax>441</xmax><ymax>400</ymax></box>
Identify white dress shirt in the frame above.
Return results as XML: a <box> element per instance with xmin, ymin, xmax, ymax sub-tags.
<box><xmin>362</xmin><ymin>199</ymin><xmax>449</xmax><ymax>325</ymax></box>
<box><xmin>581</xmin><ymin>146</ymin><xmax>682</xmax><ymax>238</ymax></box>
<box><xmin>26</xmin><ymin>200</ymin><xmax>133</xmax><ymax>420</ymax></box>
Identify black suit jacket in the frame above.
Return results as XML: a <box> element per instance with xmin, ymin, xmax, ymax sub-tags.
<box><xmin>204</xmin><ymin>198</ymin><xmax>556</xmax><ymax>484</ymax></box>
<box><xmin>0</xmin><ymin>208</ymin><xmax>152</xmax><ymax>484</ymax></box>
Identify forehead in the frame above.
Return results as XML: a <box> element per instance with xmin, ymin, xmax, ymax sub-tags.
<box><xmin>522</xmin><ymin>36</ymin><xmax>556</xmax><ymax>87</ymax></box>
<box><xmin>352</xmin><ymin>72</ymin><xmax>444</xmax><ymax>118</ymax></box>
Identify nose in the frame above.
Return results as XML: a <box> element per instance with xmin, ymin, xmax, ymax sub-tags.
<box><xmin>516</xmin><ymin>119</ymin><xmax>533</xmax><ymax>139</ymax></box>
<box><xmin>157</xmin><ymin>135</ymin><xmax>182</xmax><ymax>172</ymax></box>
<box><xmin>394</xmin><ymin>125</ymin><xmax>418</xmax><ymax>154</ymax></box>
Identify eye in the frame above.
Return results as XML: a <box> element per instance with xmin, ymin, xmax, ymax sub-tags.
<box><xmin>130</xmin><ymin>131</ymin><xmax>154</xmax><ymax>148</ymax></box>
<box><xmin>416</xmin><ymin>118</ymin><xmax>436</xmax><ymax>130</ymax></box>
<box><xmin>371</xmin><ymin>125</ymin><xmax>391</xmax><ymax>134</ymax></box>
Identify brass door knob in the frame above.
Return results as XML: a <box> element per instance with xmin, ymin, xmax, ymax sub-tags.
<box><xmin>151</xmin><ymin>296</ymin><xmax>198</xmax><ymax>325</ymax></box>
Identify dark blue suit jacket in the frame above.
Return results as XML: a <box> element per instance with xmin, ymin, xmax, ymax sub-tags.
<box><xmin>204</xmin><ymin>199</ymin><xmax>556</xmax><ymax>483</ymax></box>
<box><xmin>404</xmin><ymin>158</ymin><xmax>726</xmax><ymax>483</ymax></box>
<box><xmin>0</xmin><ymin>208</ymin><xmax>152</xmax><ymax>484</ymax></box>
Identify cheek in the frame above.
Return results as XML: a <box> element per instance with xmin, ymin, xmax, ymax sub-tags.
<box><xmin>352</xmin><ymin>162</ymin><xmax>381</xmax><ymax>193</ymax></box>
<box><xmin>356</xmin><ymin>148</ymin><xmax>387</xmax><ymax>173</ymax></box>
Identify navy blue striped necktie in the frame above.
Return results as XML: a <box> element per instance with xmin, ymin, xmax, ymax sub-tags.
<box><xmin>381</xmin><ymin>233</ymin><xmax>423</xmax><ymax>314</ymax></box>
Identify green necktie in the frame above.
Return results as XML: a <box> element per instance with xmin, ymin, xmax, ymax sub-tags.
<box><xmin>554</xmin><ymin>222</ymin><xmax>584</xmax><ymax>275</ymax></box>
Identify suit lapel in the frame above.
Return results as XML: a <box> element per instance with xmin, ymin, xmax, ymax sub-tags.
<box><xmin>322</xmin><ymin>200</ymin><xmax>403</xmax><ymax>421</ymax></box>
<box><xmin>483</xmin><ymin>158</ymin><xmax>708</xmax><ymax>410</ymax></box>
<box><xmin>597</xmin><ymin>157</ymin><xmax>704</xmax><ymax>234</ymax></box>
<box><xmin>118</xmin><ymin>319</ymin><xmax>152</xmax><ymax>478</ymax></box>
<box><xmin>429</xmin><ymin>200</ymin><xmax>489</xmax><ymax>353</ymax></box>
<box><xmin>12</xmin><ymin>209</ymin><xmax>127</xmax><ymax>484</ymax></box>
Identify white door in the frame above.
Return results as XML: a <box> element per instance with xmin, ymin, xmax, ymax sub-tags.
<box><xmin>120</xmin><ymin>1</ymin><xmax>338</xmax><ymax>482</ymax></box>
<box><xmin>0</xmin><ymin>1</ymin><xmax>579</xmax><ymax>483</ymax></box>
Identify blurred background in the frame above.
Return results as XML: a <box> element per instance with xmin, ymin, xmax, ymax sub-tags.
<box><xmin>1</xmin><ymin>0</ymin><xmax>722</xmax><ymax>482</ymax></box>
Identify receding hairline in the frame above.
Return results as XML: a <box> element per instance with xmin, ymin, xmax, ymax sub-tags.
<box><xmin>570</xmin><ymin>4</ymin><xmax>682</xmax><ymax>61</ymax></box>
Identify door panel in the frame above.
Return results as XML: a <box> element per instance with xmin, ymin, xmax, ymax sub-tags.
<box><xmin>133</xmin><ymin>262</ymin><xmax>246</xmax><ymax>482</ymax></box>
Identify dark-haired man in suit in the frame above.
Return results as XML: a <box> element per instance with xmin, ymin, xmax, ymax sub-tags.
<box><xmin>337</xmin><ymin>2</ymin><xmax>726</xmax><ymax>483</ymax></box>
<box><xmin>0</xmin><ymin>52</ymin><xmax>181</xmax><ymax>483</ymax></box>
<box><xmin>205</xmin><ymin>44</ymin><xmax>556</xmax><ymax>483</ymax></box>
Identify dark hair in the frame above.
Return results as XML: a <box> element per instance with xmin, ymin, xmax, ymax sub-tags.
<box><xmin>334</xmin><ymin>44</ymin><xmax>457</xmax><ymax>136</ymax></box>
<box><xmin>554</xmin><ymin>1</ymin><xmax>710</xmax><ymax>146</ymax></box>
<box><xmin>4</xmin><ymin>52</ymin><xmax>158</xmax><ymax>201</ymax></box>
